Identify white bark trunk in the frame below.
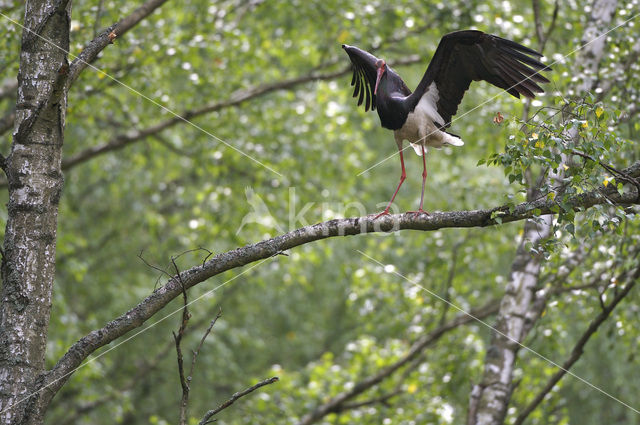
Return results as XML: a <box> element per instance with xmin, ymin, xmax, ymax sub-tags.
<box><xmin>467</xmin><ymin>218</ymin><xmax>552</xmax><ymax>425</ymax></box>
<box><xmin>0</xmin><ymin>1</ymin><xmax>70</xmax><ymax>424</ymax></box>
<box><xmin>468</xmin><ymin>0</ymin><xmax>618</xmax><ymax>423</ymax></box>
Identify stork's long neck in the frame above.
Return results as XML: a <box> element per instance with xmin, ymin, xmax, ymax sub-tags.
<box><xmin>375</xmin><ymin>79</ymin><xmax>410</xmax><ymax>131</ymax></box>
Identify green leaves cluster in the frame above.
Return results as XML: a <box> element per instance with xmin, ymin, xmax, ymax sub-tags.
<box><xmin>480</xmin><ymin>96</ymin><xmax>632</xmax><ymax>241</ymax></box>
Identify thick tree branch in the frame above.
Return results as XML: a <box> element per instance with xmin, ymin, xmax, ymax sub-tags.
<box><xmin>67</xmin><ymin>0</ymin><xmax>170</xmax><ymax>85</ymax></box>
<box><xmin>296</xmin><ymin>299</ymin><xmax>501</xmax><ymax>425</ymax></box>
<box><xmin>32</xmin><ymin>163</ymin><xmax>639</xmax><ymax>410</ymax></box>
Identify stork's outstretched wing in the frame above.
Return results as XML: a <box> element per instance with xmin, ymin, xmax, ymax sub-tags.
<box><xmin>411</xmin><ymin>30</ymin><xmax>550</xmax><ymax>128</ymax></box>
<box><xmin>341</xmin><ymin>44</ymin><xmax>381</xmax><ymax>112</ymax></box>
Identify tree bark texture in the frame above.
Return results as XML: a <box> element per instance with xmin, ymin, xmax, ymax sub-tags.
<box><xmin>467</xmin><ymin>0</ymin><xmax>618</xmax><ymax>423</ymax></box>
<box><xmin>467</xmin><ymin>217</ymin><xmax>552</xmax><ymax>425</ymax></box>
<box><xmin>0</xmin><ymin>1</ymin><xmax>70</xmax><ymax>424</ymax></box>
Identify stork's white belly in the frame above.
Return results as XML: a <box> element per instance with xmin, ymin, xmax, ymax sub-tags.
<box><xmin>394</xmin><ymin>83</ymin><xmax>464</xmax><ymax>156</ymax></box>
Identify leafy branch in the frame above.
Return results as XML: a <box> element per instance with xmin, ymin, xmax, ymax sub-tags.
<box><xmin>296</xmin><ymin>299</ymin><xmax>500</xmax><ymax>425</ymax></box>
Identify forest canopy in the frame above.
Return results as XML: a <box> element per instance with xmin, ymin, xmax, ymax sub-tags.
<box><xmin>0</xmin><ymin>0</ymin><xmax>639</xmax><ymax>424</ymax></box>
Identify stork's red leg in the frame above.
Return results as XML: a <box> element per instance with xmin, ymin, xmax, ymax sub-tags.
<box><xmin>374</xmin><ymin>143</ymin><xmax>406</xmax><ymax>219</ymax></box>
<box><xmin>408</xmin><ymin>145</ymin><xmax>430</xmax><ymax>215</ymax></box>
<box><xmin>418</xmin><ymin>145</ymin><xmax>429</xmax><ymax>212</ymax></box>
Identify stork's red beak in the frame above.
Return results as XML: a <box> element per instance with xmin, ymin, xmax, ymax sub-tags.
<box><xmin>374</xmin><ymin>63</ymin><xmax>385</xmax><ymax>95</ymax></box>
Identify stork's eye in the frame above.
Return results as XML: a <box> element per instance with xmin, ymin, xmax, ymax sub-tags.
<box><xmin>375</xmin><ymin>59</ymin><xmax>385</xmax><ymax>68</ymax></box>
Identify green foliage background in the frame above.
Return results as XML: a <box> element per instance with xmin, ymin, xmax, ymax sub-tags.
<box><xmin>1</xmin><ymin>0</ymin><xmax>640</xmax><ymax>424</ymax></box>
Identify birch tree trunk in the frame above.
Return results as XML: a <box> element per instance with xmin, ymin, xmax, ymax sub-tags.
<box><xmin>467</xmin><ymin>0</ymin><xmax>618</xmax><ymax>423</ymax></box>
<box><xmin>0</xmin><ymin>1</ymin><xmax>70</xmax><ymax>424</ymax></box>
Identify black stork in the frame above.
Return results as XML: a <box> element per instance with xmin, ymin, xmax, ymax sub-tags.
<box><xmin>342</xmin><ymin>30</ymin><xmax>550</xmax><ymax>217</ymax></box>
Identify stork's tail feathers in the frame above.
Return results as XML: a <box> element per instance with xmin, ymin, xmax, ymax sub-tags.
<box><xmin>410</xmin><ymin>143</ymin><xmax>424</xmax><ymax>156</ymax></box>
<box><xmin>409</xmin><ymin>132</ymin><xmax>464</xmax><ymax>156</ymax></box>
<box><xmin>443</xmin><ymin>132</ymin><xmax>464</xmax><ymax>146</ymax></box>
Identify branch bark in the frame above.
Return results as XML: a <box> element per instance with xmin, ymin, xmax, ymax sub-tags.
<box><xmin>30</xmin><ymin>164</ymin><xmax>639</xmax><ymax>415</ymax></box>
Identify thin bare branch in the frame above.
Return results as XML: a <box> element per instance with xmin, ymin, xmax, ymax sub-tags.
<box><xmin>54</xmin><ymin>303</ymin><xmax>224</xmax><ymax>425</ymax></box>
<box><xmin>188</xmin><ymin>309</ymin><xmax>222</xmax><ymax>381</ymax></box>
<box><xmin>137</xmin><ymin>250</ymin><xmax>173</xmax><ymax>280</ymax></box>
<box><xmin>172</xmin><ymin>257</ymin><xmax>191</xmax><ymax>425</ymax></box>
<box><xmin>198</xmin><ymin>377</ymin><xmax>279</xmax><ymax>424</ymax></box>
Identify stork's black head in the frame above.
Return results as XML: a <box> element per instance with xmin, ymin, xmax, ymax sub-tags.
<box><xmin>374</xmin><ymin>58</ymin><xmax>386</xmax><ymax>95</ymax></box>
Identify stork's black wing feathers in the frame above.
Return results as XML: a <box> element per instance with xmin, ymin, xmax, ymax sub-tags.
<box><xmin>342</xmin><ymin>44</ymin><xmax>380</xmax><ymax>112</ymax></box>
<box><xmin>411</xmin><ymin>30</ymin><xmax>551</xmax><ymax>128</ymax></box>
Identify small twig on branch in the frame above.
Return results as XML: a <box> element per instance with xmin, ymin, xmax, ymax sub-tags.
<box><xmin>198</xmin><ymin>377</ymin><xmax>279</xmax><ymax>425</ymax></box>
<box><xmin>137</xmin><ymin>250</ymin><xmax>172</xmax><ymax>281</ymax></box>
<box><xmin>171</xmin><ymin>252</ymin><xmax>223</xmax><ymax>425</ymax></box>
